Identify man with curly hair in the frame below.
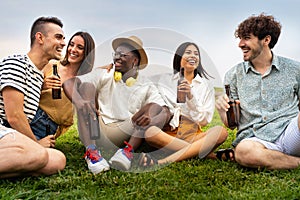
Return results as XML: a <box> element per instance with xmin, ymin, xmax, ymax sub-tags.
<box><xmin>216</xmin><ymin>13</ymin><xmax>300</xmax><ymax>169</ymax></box>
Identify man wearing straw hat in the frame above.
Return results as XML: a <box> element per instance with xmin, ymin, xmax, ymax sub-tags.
<box><xmin>63</xmin><ymin>35</ymin><xmax>170</xmax><ymax>174</ymax></box>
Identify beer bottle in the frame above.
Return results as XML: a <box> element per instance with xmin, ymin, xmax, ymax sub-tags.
<box><xmin>225</xmin><ymin>84</ymin><xmax>239</xmax><ymax>129</ymax></box>
<box><xmin>88</xmin><ymin>112</ymin><xmax>100</xmax><ymax>140</ymax></box>
<box><xmin>177</xmin><ymin>68</ymin><xmax>186</xmax><ymax>103</ymax></box>
<box><xmin>84</xmin><ymin>103</ymin><xmax>100</xmax><ymax>140</ymax></box>
<box><xmin>52</xmin><ymin>64</ymin><xmax>61</xmax><ymax>99</ymax></box>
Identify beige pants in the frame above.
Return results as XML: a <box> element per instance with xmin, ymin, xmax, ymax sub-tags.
<box><xmin>96</xmin><ymin>117</ymin><xmax>134</xmax><ymax>150</ymax></box>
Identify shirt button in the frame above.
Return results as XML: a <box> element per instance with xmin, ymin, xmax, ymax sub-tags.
<box><xmin>263</xmin><ymin>116</ymin><xmax>267</xmax><ymax>121</ymax></box>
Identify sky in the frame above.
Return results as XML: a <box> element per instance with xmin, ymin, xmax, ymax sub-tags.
<box><xmin>1</xmin><ymin>0</ymin><xmax>300</xmax><ymax>87</ymax></box>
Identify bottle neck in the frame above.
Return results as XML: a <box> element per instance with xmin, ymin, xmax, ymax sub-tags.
<box><xmin>225</xmin><ymin>85</ymin><xmax>234</xmax><ymax>101</ymax></box>
<box><xmin>53</xmin><ymin>64</ymin><xmax>58</xmax><ymax>76</ymax></box>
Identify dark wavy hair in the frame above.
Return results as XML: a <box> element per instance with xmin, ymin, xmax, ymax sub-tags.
<box><xmin>173</xmin><ymin>42</ymin><xmax>211</xmax><ymax>79</ymax></box>
<box><xmin>234</xmin><ymin>13</ymin><xmax>282</xmax><ymax>49</ymax></box>
<box><xmin>61</xmin><ymin>31</ymin><xmax>95</xmax><ymax>75</ymax></box>
<box><xmin>30</xmin><ymin>16</ymin><xmax>63</xmax><ymax>47</ymax></box>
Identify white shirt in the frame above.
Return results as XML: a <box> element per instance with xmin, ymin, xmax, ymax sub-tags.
<box><xmin>152</xmin><ymin>72</ymin><xmax>215</xmax><ymax>129</ymax></box>
<box><xmin>78</xmin><ymin>66</ymin><xmax>166</xmax><ymax>124</ymax></box>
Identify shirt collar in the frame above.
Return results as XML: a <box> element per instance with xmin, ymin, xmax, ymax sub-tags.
<box><xmin>172</xmin><ymin>72</ymin><xmax>202</xmax><ymax>84</ymax></box>
<box><xmin>244</xmin><ymin>52</ymin><xmax>280</xmax><ymax>73</ymax></box>
<box><xmin>25</xmin><ymin>54</ymin><xmax>43</xmax><ymax>73</ymax></box>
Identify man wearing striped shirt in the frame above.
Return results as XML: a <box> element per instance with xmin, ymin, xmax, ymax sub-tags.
<box><xmin>0</xmin><ymin>16</ymin><xmax>66</xmax><ymax>178</ymax></box>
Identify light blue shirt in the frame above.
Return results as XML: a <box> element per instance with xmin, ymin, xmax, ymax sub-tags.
<box><xmin>225</xmin><ymin>54</ymin><xmax>300</xmax><ymax>147</ymax></box>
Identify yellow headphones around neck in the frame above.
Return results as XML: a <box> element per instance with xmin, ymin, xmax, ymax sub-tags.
<box><xmin>114</xmin><ymin>71</ymin><xmax>137</xmax><ymax>87</ymax></box>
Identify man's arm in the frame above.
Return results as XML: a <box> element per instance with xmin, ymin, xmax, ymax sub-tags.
<box><xmin>2</xmin><ymin>87</ymin><xmax>38</xmax><ymax>141</ymax></box>
<box><xmin>132</xmin><ymin>103</ymin><xmax>171</xmax><ymax>130</ymax></box>
<box><xmin>215</xmin><ymin>94</ymin><xmax>230</xmax><ymax>127</ymax></box>
<box><xmin>63</xmin><ymin>77</ymin><xmax>78</xmax><ymax>103</ymax></box>
<box><xmin>63</xmin><ymin>77</ymin><xmax>86</xmax><ymax>108</ymax></box>
<box><xmin>63</xmin><ymin>77</ymin><xmax>96</xmax><ymax>113</ymax></box>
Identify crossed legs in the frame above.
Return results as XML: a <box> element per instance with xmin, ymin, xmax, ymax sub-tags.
<box><xmin>235</xmin><ymin>140</ymin><xmax>300</xmax><ymax>169</ymax></box>
<box><xmin>144</xmin><ymin>125</ymin><xmax>228</xmax><ymax>164</ymax></box>
<box><xmin>235</xmin><ymin>113</ymin><xmax>300</xmax><ymax>170</ymax></box>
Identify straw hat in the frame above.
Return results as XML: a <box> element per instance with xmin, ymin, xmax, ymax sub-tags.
<box><xmin>112</xmin><ymin>35</ymin><xmax>148</xmax><ymax>69</ymax></box>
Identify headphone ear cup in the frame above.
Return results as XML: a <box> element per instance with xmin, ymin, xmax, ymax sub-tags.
<box><xmin>114</xmin><ymin>71</ymin><xmax>122</xmax><ymax>82</ymax></box>
<box><xmin>126</xmin><ymin>77</ymin><xmax>137</xmax><ymax>87</ymax></box>
<box><xmin>114</xmin><ymin>71</ymin><xmax>137</xmax><ymax>86</ymax></box>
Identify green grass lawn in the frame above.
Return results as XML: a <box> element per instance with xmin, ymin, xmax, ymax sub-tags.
<box><xmin>1</xmin><ymin>111</ymin><xmax>300</xmax><ymax>200</ymax></box>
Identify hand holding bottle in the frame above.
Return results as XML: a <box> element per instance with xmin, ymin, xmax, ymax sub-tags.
<box><xmin>224</xmin><ymin>85</ymin><xmax>240</xmax><ymax>129</ymax></box>
<box><xmin>42</xmin><ymin>75</ymin><xmax>61</xmax><ymax>90</ymax></box>
<box><xmin>177</xmin><ymin>68</ymin><xmax>187</xmax><ymax>103</ymax></box>
<box><xmin>83</xmin><ymin>102</ymin><xmax>100</xmax><ymax>140</ymax></box>
<box><xmin>52</xmin><ymin>64</ymin><xmax>62</xmax><ymax>99</ymax></box>
<box><xmin>177</xmin><ymin>80</ymin><xmax>193</xmax><ymax>100</ymax></box>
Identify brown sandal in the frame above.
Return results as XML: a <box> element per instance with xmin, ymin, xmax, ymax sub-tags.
<box><xmin>216</xmin><ymin>148</ymin><xmax>235</xmax><ymax>161</ymax></box>
<box><xmin>138</xmin><ymin>153</ymin><xmax>158</xmax><ymax>167</ymax></box>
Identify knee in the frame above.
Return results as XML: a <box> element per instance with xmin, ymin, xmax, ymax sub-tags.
<box><xmin>45</xmin><ymin>149</ymin><xmax>66</xmax><ymax>175</ymax></box>
<box><xmin>218</xmin><ymin>126</ymin><xmax>228</xmax><ymax>143</ymax></box>
<box><xmin>53</xmin><ymin>150</ymin><xmax>66</xmax><ymax>172</ymax></box>
<box><xmin>234</xmin><ymin>141</ymin><xmax>258</xmax><ymax>166</ymax></box>
<box><xmin>144</xmin><ymin>126</ymin><xmax>164</xmax><ymax>147</ymax></box>
<box><xmin>145</xmin><ymin>126</ymin><xmax>160</xmax><ymax>141</ymax></box>
<box><xmin>210</xmin><ymin>126</ymin><xmax>228</xmax><ymax>145</ymax></box>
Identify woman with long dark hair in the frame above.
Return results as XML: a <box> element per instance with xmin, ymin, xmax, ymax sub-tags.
<box><xmin>30</xmin><ymin>31</ymin><xmax>95</xmax><ymax>146</ymax></box>
<box><xmin>139</xmin><ymin>42</ymin><xmax>228</xmax><ymax>166</ymax></box>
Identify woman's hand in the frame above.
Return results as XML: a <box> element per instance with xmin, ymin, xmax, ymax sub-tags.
<box><xmin>178</xmin><ymin>80</ymin><xmax>193</xmax><ymax>100</ymax></box>
<box><xmin>42</xmin><ymin>75</ymin><xmax>61</xmax><ymax>90</ymax></box>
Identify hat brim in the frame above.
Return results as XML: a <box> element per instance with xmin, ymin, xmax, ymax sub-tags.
<box><xmin>112</xmin><ymin>37</ymin><xmax>148</xmax><ymax>70</ymax></box>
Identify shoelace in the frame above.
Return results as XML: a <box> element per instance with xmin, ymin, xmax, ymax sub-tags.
<box><xmin>83</xmin><ymin>148</ymin><xmax>101</xmax><ymax>162</ymax></box>
<box><xmin>123</xmin><ymin>141</ymin><xmax>133</xmax><ymax>160</ymax></box>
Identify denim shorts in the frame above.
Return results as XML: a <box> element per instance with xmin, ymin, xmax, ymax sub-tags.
<box><xmin>30</xmin><ymin>107</ymin><xmax>58</xmax><ymax>140</ymax></box>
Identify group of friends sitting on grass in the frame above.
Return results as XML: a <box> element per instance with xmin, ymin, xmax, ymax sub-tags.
<box><xmin>1</xmin><ymin>13</ymin><xmax>300</xmax><ymax>179</ymax></box>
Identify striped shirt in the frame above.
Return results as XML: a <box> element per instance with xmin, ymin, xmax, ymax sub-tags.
<box><xmin>0</xmin><ymin>54</ymin><xmax>44</xmax><ymax>124</ymax></box>
<box><xmin>225</xmin><ymin>54</ymin><xmax>300</xmax><ymax>147</ymax></box>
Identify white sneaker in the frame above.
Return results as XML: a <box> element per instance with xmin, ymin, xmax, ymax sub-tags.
<box><xmin>84</xmin><ymin>148</ymin><xmax>110</xmax><ymax>174</ymax></box>
<box><xmin>109</xmin><ymin>143</ymin><xmax>133</xmax><ymax>171</ymax></box>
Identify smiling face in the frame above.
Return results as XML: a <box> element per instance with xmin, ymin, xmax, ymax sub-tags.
<box><xmin>67</xmin><ymin>35</ymin><xmax>85</xmax><ymax>64</ymax></box>
<box><xmin>113</xmin><ymin>45</ymin><xmax>138</xmax><ymax>74</ymax></box>
<box><xmin>238</xmin><ymin>34</ymin><xmax>264</xmax><ymax>62</ymax></box>
<box><xmin>180</xmin><ymin>44</ymin><xmax>199</xmax><ymax>73</ymax></box>
<box><xmin>42</xmin><ymin>23</ymin><xmax>65</xmax><ymax>60</ymax></box>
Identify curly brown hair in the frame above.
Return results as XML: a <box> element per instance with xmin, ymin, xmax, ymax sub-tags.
<box><xmin>234</xmin><ymin>13</ymin><xmax>282</xmax><ymax>49</ymax></box>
